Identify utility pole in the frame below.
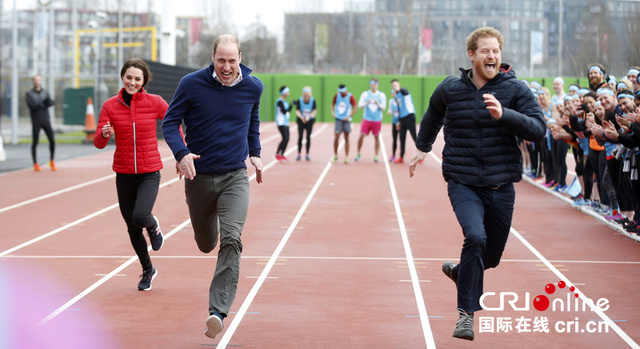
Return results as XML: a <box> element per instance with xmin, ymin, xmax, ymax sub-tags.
<box><xmin>559</xmin><ymin>0</ymin><xmax>563</xmax><ymax>76</ymax></box>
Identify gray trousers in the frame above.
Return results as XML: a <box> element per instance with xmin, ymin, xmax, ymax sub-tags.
<box><xmin>185</xmin><ymin>169</ymin><xmax>249</xmax><ymax>316</ymax></box>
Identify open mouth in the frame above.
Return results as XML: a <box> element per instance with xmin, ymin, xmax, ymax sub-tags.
<box><xmin>485</xmin><ymin>63</ymin><xmax>496</xmax><ymax>72</ymax></box>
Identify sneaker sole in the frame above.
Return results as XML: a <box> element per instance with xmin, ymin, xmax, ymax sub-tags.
<box><xmin>150</xmin><ymin>217</ymin><xmax>164</xmax><ymax>251</ymax></box>
<box><xmin>205</xmin><ymin>315</ymin><xmax>224</xmax><ymax>339</ymax></box>
<box><xmin>138</xmin><ymin>269</ymin><xmax>158</xmax><ymax>291</ymax></box>
<box><xmin>453</xmin><ymin>330</ymin><xmax>474</xmax><ymax>341</ymax></box>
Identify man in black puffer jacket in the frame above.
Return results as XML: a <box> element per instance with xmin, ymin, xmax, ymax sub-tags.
<box><xmin>409</xmin><ymin>27</ymin><xmax>546</xmax><ymax>341</ymax></box>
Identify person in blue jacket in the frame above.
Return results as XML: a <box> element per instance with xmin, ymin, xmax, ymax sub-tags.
<box><xmin>409</xmin><ymin>27</ymin><xmax>546</xmax><ymax>341</ymax></box>
<box><xmin>162</xmin><ymin>34</ymin><xmax>264</xmax><ymax>340</ymax></box>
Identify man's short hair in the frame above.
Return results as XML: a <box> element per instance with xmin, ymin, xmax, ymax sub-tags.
<box><xmin>213</xmin><ymin>34</ymin><xmax>240</xmax><ymax>55</ymax></box>
<box><xmin>466</xmin><ymin>27</ymin><xmax>504</xmax><ymax>53</ymax></box>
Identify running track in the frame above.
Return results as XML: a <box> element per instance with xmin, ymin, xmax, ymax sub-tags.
<box><xmin>0</xmin><ymin>122</ymin><xmax>639</xmax><ymax>348</ymax></box>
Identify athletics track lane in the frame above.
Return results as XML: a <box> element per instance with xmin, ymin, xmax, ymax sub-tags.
<box><xmin>0</xmin><ymin>122</ymin><xmax>639</xmax><ymax>348</ymax></box>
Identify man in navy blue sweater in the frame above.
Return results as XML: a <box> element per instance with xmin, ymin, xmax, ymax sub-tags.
<box><xmin>162</xmin><ymin>34</ymin><xmax>263</xmax><ymax>339</ymax></box>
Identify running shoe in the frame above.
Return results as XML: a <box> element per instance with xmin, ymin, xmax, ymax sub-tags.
<box><xmin>543</xmin><ymin>180</ymin><xmax>556</xmax><ymax>188</ymax></box>
<box><xmin>138</xmin><ymin>268</ymin><xmax>157</xmax><ymax>291</ymax></box>
<box><xmin>374</xmin><ymin>155</ymin><xmax>379</xmax><ymax>162</ymax></box>
<box><xmin>442</xmin><ymin>261</ymin><xmax>458</xmax><ymax>284</ymax></box>
<box><xmin>331</xmin><ymin>155</ymin><xmax>337</xmax><ymax>163</ymax></box>
<box><xmin>453</xmin><ymin>308</ymin><xmax>474</xmax><ymax>341</ymax></box>
<box><xmin>305</xmin><ymin>155</ymin><xmax>310</xmax><ymax>161</ymax></box>
<box><xmin>148</xmin><ymin>216</ymin><xmax>164</xmax><ymax>251</ymax></box>
<box><xmin>49</xmin><ymin>160</ymin><xmax>57</xmax><ymax>171</ymax></box>
<box><xmin>275</xmin><ymin>154</ymin><xmax>282</xmax><ymax>161</ymax></box>
<box><xmin>281</xmin><ymin>155</ymin><xmax>289</xmax><ymax>163</ymax></box>
<box><xmin>389</xmin><ymin>155</ymin><xmax>396</xmax><ymax>163</ymax></box>
<box><xmin>355</xmin><ymin>153</ymin><xmax>361</xmax><ymax>162</ymax></box>
<box><xmin>205</xmin><ymin>313</ymin><xmax>224</xmax><ymax>339</ymax></box>
<box><xmin>394</xmin><ymin>157</ymin><xmax>404</xmax><ymax>164</ymax></box>
<box><xmin>34</xmin><ymin>163</ymin><xmax>42</xmax><ymax>172</ymax></box>
<box><xmin>572</xmin><ymin>198</ymin><xmax>591</xmax><ymax>206</ymax></box>
<box><xmin>344</xmin><ymin>156</ymin><xmax>349</xmax><ymax>164</ymax></box>
<box><xmin>296</xmin><ymin>154</ymin><xmax>301</xmax><ymax>161</ymax></box>
<box><xmin>605</xmin><ymin>213</ymin><xmax>623</xmax><ymax>221</ymax></box>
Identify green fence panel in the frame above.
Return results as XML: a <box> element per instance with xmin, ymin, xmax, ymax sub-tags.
<box><xmin>253</xmin><ymin>74</ymin><xmax>586</xmax><ymax>123</ymax></box>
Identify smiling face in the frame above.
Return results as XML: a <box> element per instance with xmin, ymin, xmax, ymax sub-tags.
<box><xmin>122</xmin><ymin>67</ymin><xmax>144</xmax><ymax>94</ymax></box>
<box><xmin>619</xmin><ymin>97</ymin><xmax>636</xmax><ymax>114</ymax></box>
<box><xmin>589</xmin><ymin>69</ymin><xmax>604</xmax><ymax>87</ymax></box>
<box><xmin>598</xmin><ymin>93</ymin><xmax>617</xmax><ymax>112</ymax></box>
<box><xmin>469</xmin><ymin>36</ymin><xmax>502</xmax><ymax>86</ymax></box>
<box><xmin>212</xmin><ymin>41</ymin><xmax>241</xmax><ymax>86</ymax></box>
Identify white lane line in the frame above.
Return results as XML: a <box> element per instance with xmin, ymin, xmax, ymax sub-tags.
<box><xmin>216</xmin><ymin>137</ymin><xmax>339</xmax><ymax>349</ymax></box>
<box><xmin>427</xmin><ymin>151</ymin><xmax>639</xmax><ymax>348</ymax></box>
<box><xmin>1</xmin><ymin>123</ymin><xmax>286</xmax><ymax>215</ymax></box>
<box><xmin>35</xmin><ymin>128</ymin><xmax>320</xmax><ymax>325</ymax></box>
<box><xmin>511</xmin><ymin>227</ymin><xmax>639</xmax><ymax>349</ymax></box>
<box><xmin>0</xmin><ymin>174</ymin><xmax>114</xmax><ymax>214</ymax></box>
<box><xmin>0</xmin><ymin>176</ymin><xmax>180</xmax><ymax>258</ymax></box>
<box><xmin>380</xmin><ymin>137</ymin><xmax>436</xmax><ymax>349</ymax></box>
<box><xmin>0</xmin><ymin>155</ymin><xmax>173</xmax><ymax>214</ymax></box>
<box><xmin>39</xmin><ymin>219</ymin><xmax>192</xmax><ymax>325</ymax></box>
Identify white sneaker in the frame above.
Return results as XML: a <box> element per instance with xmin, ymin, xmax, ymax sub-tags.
<box><xmin>205</xmin><ymin>313</ymin><xmax>224</xmax><ymax>339</ymax></box>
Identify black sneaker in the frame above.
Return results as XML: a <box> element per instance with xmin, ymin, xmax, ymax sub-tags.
<box><xmin>148</xmin><ymin>216</ymin><xmax>164</xmax><ymax>251</ymax></box>
<box><xmin>623</xmin><ymin>220</ymin><xmax>637</xmax><ymax>230</ymax></box>
<box><xmin>442</xmin><ymin>261</ymin><xmax>458</xmax><ymax>284</ymax></box>
<box><xmin>453</xmin><ymin>308</ymin><xmax>474</xmax><ymax>341</ymax></box>
<box><xmin>138</xmin><ymin>268</ymin><xmax>157</xmax><ymax>291</ymax></box>
<box><xmin>205</xmin><ymin>312</ymin><xmax>224</xmax><ymax>339</ymax></box>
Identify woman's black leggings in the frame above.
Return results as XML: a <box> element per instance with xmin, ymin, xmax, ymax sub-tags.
<box><xmin>391</xmin><ymin>122</ymin><xmax>399</xmax><ymax>157</ymax></box>
<box><xmin>31</xmin><ymin>118</ymin><xmax>55</xmax><ymax>164</ymax></box>
<box><xmin>277</xmin><ymin>126</ymin><xmax>289</xmax><ymax>155</ymax></box>
<box><xmin>116</xmin><ymin>172</ymin><xmax>160</xmax><ymax>272</ymax></box>
<box><xmin>296</xmin><ymin>118</ymin><xmax>315</xmax><ymax>154</ymax></box>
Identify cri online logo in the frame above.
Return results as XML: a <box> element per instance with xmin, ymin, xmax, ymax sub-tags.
<box><xmin>480</xmin><ymin>280</ymin><xmax>610</xmax><ymax>312</ymax></box>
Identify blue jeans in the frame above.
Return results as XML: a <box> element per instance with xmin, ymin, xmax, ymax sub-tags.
<box><xmin>447</xmin><ymin>181</ymin><xmax>515</xmax><ymax>312</ymax></box>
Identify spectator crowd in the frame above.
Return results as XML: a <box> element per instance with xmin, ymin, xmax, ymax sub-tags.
<box><xmin>522</xmin><ymin>65</ymin><xmax>640</xmax><ymax>235</ymax></box>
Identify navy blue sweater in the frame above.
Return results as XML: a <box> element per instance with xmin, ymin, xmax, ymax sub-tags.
<box><xmin>162</xmin><ymin>63</ymin><xmax>263</xmax><ymax>175</ymax></box>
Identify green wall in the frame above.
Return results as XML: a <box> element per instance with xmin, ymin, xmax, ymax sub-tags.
<box><xmin>254</xmin><ymin>74</ymin><xmax>585</xmax><ymax>123</ymax></box>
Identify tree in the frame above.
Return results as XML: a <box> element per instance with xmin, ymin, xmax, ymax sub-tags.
<box><xmin>240</xmin><ymin>16</ymin><xmax>281</xmax><ymax>72</ymax></box>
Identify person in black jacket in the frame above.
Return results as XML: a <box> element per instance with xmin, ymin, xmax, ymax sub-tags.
<box><xmin>408</xmin><ymin>27</ymin><xmax>546</xmax><ymax>341</ymax></box>
<box><xmin>25</xmin><ymin>74</ymin><xmax>56</xmax><ymax>171</ymax></box>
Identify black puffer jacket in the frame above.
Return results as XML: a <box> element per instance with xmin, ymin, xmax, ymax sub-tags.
<box><xmin>417</xmin><ymin>63</ymin><xmax>546</xmax><ymax>187</ymax></box>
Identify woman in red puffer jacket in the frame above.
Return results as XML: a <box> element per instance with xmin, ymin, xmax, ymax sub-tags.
<box><xmin>94</xmin><ymin>58</ymin><xmax>168</xmax><ymax>292</ymax></box>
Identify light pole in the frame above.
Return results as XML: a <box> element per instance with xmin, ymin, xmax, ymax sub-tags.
<box><xmin>88</xmin><ymin>11</ymin><xmax>107</xmax><ymax>114</ymax></box>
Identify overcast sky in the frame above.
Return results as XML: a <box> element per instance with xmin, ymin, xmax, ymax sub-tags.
<box><xmin>4</xmin><ymin>0</ymin><xmax>346</xmax><ymax>39</ymax></box>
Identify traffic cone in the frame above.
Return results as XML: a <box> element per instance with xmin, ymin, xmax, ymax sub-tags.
<box><xmin>84</xmin><ymin>97</ymin><xmax>96</xmax><ymax>141</ymax></box>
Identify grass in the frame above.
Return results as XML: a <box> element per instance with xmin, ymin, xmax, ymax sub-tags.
<box><xmin>18</xmin><ymin>131</ymin><xmax>92</xmax><ymax>144</ymax></box>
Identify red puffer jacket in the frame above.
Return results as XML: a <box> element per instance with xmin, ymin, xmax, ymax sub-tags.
<box><xmin>94</xmin><ymin>88</ymin><xmax>168</xmax><ymax>174</ymax></box>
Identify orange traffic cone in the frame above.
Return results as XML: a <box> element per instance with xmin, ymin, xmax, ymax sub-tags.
<box><xmin>84</xmin><ymin>97</ymin><xmax>96</xmax><ymax>141</ymax></box>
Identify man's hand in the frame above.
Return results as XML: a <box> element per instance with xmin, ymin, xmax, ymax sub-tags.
<box><xmin>409</xmin><ymin>150</ymin><xmax>428</xmax><ymax>178</ymax></box>
<box><xmin>178</xmin><ymin>153</ymin><xmax>201</xmax><ymax>180</ymax></box>
<box><xmin>250</xmin><ymin>156</ymin><xmax>263</xmax><ymax>184</ymax></box>
<box><xmin>483</xmin><ymin>94</ymin><xmax>503</xmax><ymax>120</ymax></box>
<box><xmin>602</xmin><ymin>120</ymin><xmax>620</xmax><ymax>141</ymax></box>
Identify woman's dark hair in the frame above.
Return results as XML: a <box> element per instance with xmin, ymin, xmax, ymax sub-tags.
<box><xmin>120</xmin><ymin>58</ymin><xmax>152</xmax><ymax>88</ymax></box>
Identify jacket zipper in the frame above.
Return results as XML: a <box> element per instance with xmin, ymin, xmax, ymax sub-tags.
<box><xmin>132</xmin><ymin>121</ymin><xmax>138</xmax><ymax>174</ymax></box>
